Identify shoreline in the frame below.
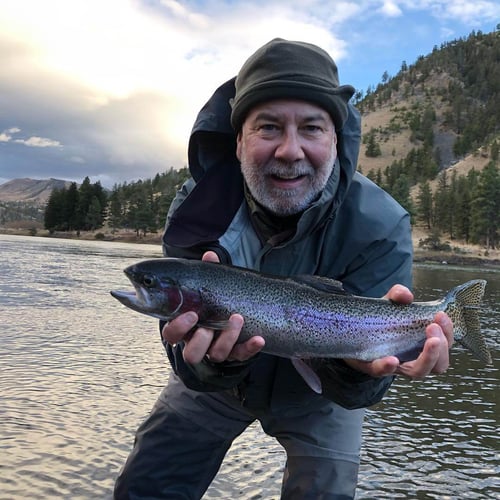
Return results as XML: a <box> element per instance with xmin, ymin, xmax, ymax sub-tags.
<box><xmin>2</xmin><ymin>227</ymin><xmax>499</xmax><ymax>268</ymax></box>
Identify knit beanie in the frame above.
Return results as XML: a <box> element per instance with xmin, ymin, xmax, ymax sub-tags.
<box><xmin>230</xmin><ymin>38</ymin><xmax>355</xmax><ymax>132</ymax></box>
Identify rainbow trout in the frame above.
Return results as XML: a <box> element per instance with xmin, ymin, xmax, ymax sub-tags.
<box><xmin>111</xmin><ymin>258</ymin><xmax>492</xmax><ymax>376</ymax></box>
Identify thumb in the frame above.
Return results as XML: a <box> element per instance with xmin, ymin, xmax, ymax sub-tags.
<box><xmin>202</xmin><ymin>251</ymin><xmax>220</xmax><ymax>263</ymax></box>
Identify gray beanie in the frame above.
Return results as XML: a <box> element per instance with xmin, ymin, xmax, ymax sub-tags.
<box><xmin>230</xmin><ymin>38</ymin><xmax>355</xmax><ymax>132</ymax></box>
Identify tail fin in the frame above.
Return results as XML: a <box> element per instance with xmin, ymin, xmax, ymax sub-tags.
<box><xmin>446</xmin><ymin>280</ymin><xmax>492</xmax><ymax>364</ymax></box>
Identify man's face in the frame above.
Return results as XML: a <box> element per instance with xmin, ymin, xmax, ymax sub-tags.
<box><xmin>236</xmin><ymin>99</ymin><xmax>337</xmax><ymax>216</ymax></box>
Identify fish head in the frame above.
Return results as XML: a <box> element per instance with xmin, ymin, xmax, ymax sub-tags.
<box><xmin>111</xmin><ymin>261</ymin><xmax>196</xmax><ymax>321</ymax></box>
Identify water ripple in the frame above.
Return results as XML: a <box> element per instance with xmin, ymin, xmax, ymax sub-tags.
<box><xmin>0</xmin><ymin>235</ymin><xmax>498</xmax><ymax>499</ymax></box>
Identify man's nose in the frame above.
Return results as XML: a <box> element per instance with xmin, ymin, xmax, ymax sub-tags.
<box><xmin>274</xmin><ymin>129</ymin><xmax>305</xmax><ymax>162</ymax></box>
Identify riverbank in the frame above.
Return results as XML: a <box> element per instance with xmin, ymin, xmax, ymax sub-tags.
<box><xmin>1</xmin><ymin>227</ymin><xmax>499</xmax><ymax>267</ymax></box>
<box><xmin>411</xmin><ymin>226</ymin><xmax>500</xmax><ymax>267</ymax></box>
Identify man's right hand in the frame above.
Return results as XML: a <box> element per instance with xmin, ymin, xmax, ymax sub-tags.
<box><xmin>161</xmin><ymin>251</ymin><xmax>265</xmax><ymax>364</ymax></box>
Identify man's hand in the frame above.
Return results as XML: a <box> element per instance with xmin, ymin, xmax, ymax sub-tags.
<box><xmin>345</xmin><ymin>284</ymin><xmax>454</xmax><ymax>379</ymax></box>
<box><xmin>161</xmin><ymin>251</ymin><xmax>265</xmax><ymax>364</ymax></box>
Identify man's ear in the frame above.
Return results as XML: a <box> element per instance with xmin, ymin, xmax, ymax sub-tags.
<box><xmin>236</xmin><ymin>132</ymin><xmax>242</xmax><ymax>160</ymax></box>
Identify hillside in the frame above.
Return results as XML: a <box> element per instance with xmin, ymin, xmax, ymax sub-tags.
<box><xmin>0</xmin><ymin>178</ymin><xmax>73</xmax><ymax>204</ymax></box>
<box><xmin>356</xmin><ymin>30</ymin><xmax>499</xmax><ymax>182</ymax></box>
<box><xmin>1</xmin><ymin>30</ymin><xmax>498</xmax><ymax>258</ymax></box>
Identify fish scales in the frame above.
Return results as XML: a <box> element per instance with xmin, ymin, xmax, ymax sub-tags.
<box><xmin>110</xmin><ymin>258</ymin><xmax>492</xmax><ymax>365</ymax></box>
<box><xmin>155</xmin><ymin>261</ymin><xmax>440</xmax><ymax>359</ymax></box>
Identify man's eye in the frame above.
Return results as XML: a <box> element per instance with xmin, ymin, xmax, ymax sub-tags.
<box><xmin>303</xmin><ymin>125</ymin><xmax>322</xmax><ymax>133</ymax></box>
<box><xmin>259</xmin><ymin>124</ymin><xmax>279</xmax><ymax>132</ymax></box>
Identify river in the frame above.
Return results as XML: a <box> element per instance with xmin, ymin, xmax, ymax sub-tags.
<box><xmin>0</xmin><ymin>234</ymin><xmax>498</xmax><ymax>499</ymax></box>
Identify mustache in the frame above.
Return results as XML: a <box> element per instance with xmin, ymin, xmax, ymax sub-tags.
<box><xmin>263</xmin><ymin>160</ymin><xmax>314</xmax><ymax>178</ymax></box>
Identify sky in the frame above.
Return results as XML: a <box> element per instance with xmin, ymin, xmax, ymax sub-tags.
<box><xmin>0</xmin><ymin>0</ymin><xmax>498</xmax><ymax>188</ymax></box>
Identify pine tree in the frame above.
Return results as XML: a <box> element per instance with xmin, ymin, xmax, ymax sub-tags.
<box><xmin>416</xmin><ymin>181</ymin><xmax>433</xmax><ymax>229</ymax></box>
<box><xmin>365</xmin><ymin>131</ymin><xmax>382</xmax><ymax>157</ymax></box>
<box><xmin>433</xmin><ymin>171</ymin><xmax>450</xmax><ymax>231</ymax></box>
<box><xmin>470</xmin><ymin>162</ymin><xmax>500</xmax><ymax>248</ymax></box>
<box><xmin>44</xmin><ymin>188</ymin><xmax>66</xmax><ymax>231</ymax></box>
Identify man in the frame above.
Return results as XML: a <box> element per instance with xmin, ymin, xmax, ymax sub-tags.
<box><xmin>114</xmin><ymin>38</ymin><xmax>452</xmax><ymax>499</ymax></box>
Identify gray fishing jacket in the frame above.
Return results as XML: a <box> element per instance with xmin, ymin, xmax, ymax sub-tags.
<box><xmin>161</xmin><ymin>78</ymin><xmax>413</xmax><ymax>411</ymax></box>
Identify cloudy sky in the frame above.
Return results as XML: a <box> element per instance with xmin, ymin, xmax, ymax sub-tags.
<box><xmin>0</xmin><ymin>0</ymin><xmax>498</xmax><ymax>187</ymax></box>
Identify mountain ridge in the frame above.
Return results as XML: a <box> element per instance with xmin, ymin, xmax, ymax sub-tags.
<box><xmin>0</xmin><ymin>178</ymin><xmax>74</xmax><ymax>203</ymax></box>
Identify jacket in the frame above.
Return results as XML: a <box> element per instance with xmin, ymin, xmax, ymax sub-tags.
<box><xmin>161</xmin><ymin>78</ymin><xmax>413</xmax><ymax>411</ymax></box>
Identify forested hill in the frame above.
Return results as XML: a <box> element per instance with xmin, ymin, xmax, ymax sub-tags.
<box><xmin>4</xmin><ymin>29</ymin><xmax>499</xmax><ymax>249</ymax></box>
<box><xmin>352</xmin><ymin>29</ymin><xmax>499</xmax><ymax>250</ymax></box>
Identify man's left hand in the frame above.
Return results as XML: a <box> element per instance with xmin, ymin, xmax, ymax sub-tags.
<box><xmin>345</xmin><ymin>284</ymin><xmax>454</xmax><ymax>379</ymax></box>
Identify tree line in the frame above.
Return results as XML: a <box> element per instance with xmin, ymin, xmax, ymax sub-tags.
<box><xmin>44</xmin><ymin>158</ymin><xmax>498</xmax><ymax>249</ymax></box>
<box><xmin>368</xmin><ymin>152</ymin><xmax>499</xmax><ymax>250</ymax></box>
<box><xmin>44</xmin><ymin>168</ymin><xmax>190</xmax><ymax>236</ymax></box>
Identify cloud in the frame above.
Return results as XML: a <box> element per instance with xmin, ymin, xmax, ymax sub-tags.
<box><xmin>0</xmin><ymin>0</ymin><xmax>498</xmax><ymax>186</ymax></box>
<box><xmin>15</xmin><ymin>136</ymin><xmax>61</xmax><ymax>148</ymax></box>
<box><xmin>0</xmin><ymin>0</ymin><xmax>356</xmax><ymax>185</ymax></box>
<box><xmin>0</xmin><ymin>127</ymin><xmax>61</xmax><ymax>147</ymax></box>
<box><xmin>397</xmin><ymin>0</ymin><xmax>500</xmax><ymax>26</ymax></box>
<box><xmin>379</xmin><ymin>1</ymin><xmax>403</xmax><ymax>17</ymax></box>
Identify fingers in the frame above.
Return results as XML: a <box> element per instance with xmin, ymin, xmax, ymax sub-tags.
<box><xmin>162</xmin><ymin>311</ymin><xmax>198</xmax><ymax>345</ymax></box>
<box><xmin>204</xmin><ymin>314</ymin><xmax>244</xmax><ymax>362</ymax></box>
<box><xmin>384</xmin><ymin>284</ymin><xmax>413</xmax><ymax>304</ymax></box>
<box><xmin>229</xmin><ymin>335</ymin><xmax>266</xmax><ymax>362</ymax></box>
<box><xmin>396</xmin><ymin>320</ymin><xmax>450</xmax><ymax>378</ymax></box>
<box><xmin>163</xmin><ymin>253</ymin><xmax>263</xmax><ymax>365</ymax></box>
<box><xmin>202</xmin><ymin>251</ymin><xmax>220</xmax><ymax>263</ymax></box>
<box><xmin>433</xmin><ymin>311</ymin><xmax>454</xmax><ymax>348</ymax></box>
<box><xmin>345</xmin><ymin>356</ymin><xmax>400</xmax><ymax>377</ymax></box>
<box><xmin>347</xmin><ymin>310</ymin><xmax>453</xmax><ymax>379</ymax></box>
<box><xmin>162</xmin><ymin>312</ymin><xmax>264</xmax><ymax>365</ymax></box>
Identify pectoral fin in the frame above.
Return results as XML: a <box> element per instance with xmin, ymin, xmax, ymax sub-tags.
<box><xmin>291</xmin><ymin>358</ymin><xmax>323</xmax><ymax>394</ymax></box>
<box><xmin>197</xmin><ymin>319</ymin><xmax>232</xmax><ymax>331</ymax></box>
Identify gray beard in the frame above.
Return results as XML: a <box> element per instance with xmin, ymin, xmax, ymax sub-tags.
<box><xmin>240</xmin><ymin>153</ymin><xmax>335</xmax><ymax>216</ymax></box>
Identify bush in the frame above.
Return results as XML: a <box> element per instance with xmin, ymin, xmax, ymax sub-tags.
<box><xmin>418</xmin><ymin>235</ymin><xmax>452</xmax><ymax>252</ymax></box>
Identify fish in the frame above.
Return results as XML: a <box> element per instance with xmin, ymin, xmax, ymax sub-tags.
<box><xmin>111</xmin><ymin>258</ymin><xmax>492</xmax><ymax>391</ymax></box>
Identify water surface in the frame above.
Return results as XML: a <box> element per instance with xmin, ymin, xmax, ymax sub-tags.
<box><xmin>0</xmin><ymin>234</ymin><xmax>498</xmax><ymax>499</ymax></box>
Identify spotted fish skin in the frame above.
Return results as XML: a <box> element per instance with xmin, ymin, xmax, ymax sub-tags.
<box><xmin>111</xmin><ymin>258</ymin><xmax>491</xmax><ymax>364</ymax></box>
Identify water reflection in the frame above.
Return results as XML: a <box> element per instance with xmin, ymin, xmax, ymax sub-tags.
<box><xmin>0</xmin><ymin>235</ymin><xmax>498</xmax><ymax>499</ymax></box>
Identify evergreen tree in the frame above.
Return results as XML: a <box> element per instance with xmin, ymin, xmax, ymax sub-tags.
<box><xmin>85</xmin><ymin>196</ymin><xmax>103</xmax><ymax>230</ymax></box>
<box><xmin>390</xmin><ymin>174</ymin><xmax>413</xmax><ymax>215</ymax></box>
<box><xmin>44</xmin><ymin>188</ymin><xmax>66</xmax><ymax>231</ymax></box>
<box><xmin>454</xmin><ymin>174</ymin><xmax>472</xmax><ymax>242</ymax></box>
<box><xmin>470</xmin><ymin>162</ymin><xmax>500</xmax><ymax>248</ymax></box>
<box><xmin>416</xmin><ymin>181</ymin><xmax>433</xmax><ymax>229</ymax></box>
<box><xmin>76</xmin><ymin>177</ymin><xmax>93</xmax><ymax>230</ymax></box>
<box><xmin>433</xmin><ymin>171</ymin><xmax>450</xmax><ymax>232</ymax></box>
<box><xmin>365</xmin><ymin>131</ymin><xmax>382</xmax><ymax>157</ymax></box>
<box><xmin>66</xmin><ymin>182</ymin><xmax>80</xmax><ymax>230</ymax></box>
<box><xmin>108</xmin><ymin>187</ymin><xmax>125</xmax><ymax>231</ymax></box>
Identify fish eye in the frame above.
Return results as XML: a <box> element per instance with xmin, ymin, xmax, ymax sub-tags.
<box><xmin>142</xmin><ymin>274</ymin><xmax>157</xmax><ymax>288</ymax></box>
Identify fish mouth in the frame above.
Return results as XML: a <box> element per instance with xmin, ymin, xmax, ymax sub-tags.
<box><xmin>110</xmin><ymin>287</ymin><xmax>168</xmax><ymax>320</ymax></box>
<box><xmin>110</xmin><ymin>289</ymin><xmax>142</xmax><ymax>309</ymax></box>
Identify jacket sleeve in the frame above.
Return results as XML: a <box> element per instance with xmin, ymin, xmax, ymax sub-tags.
<box><xmin>316</xmin><ymin>211</ymin><xmax>413</xmax><ymax>409</ymax></box>
<box><xmin>164</xmin><ymin>339</ymin><xmax>255</xmax><ymax>391</ymax></box>
<box><xmin>313</xmin><ymin>359</ymin><xmax>394</xmax><ymax>409</ymax></box>
<box><xmin>160</xmin><ymin>181</ymin><xmax>257</xmax><ymax>391</ymax></box>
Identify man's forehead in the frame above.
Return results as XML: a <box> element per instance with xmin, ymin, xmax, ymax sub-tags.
<box><xmin>247</xmin><ymin>100</ymin><xmax>332</xmax><ymax>122</ymax></box>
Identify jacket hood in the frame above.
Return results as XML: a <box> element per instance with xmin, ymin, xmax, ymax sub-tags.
<box><xmin>166</xmin><ymin>78</ymin><xmax>361</xmax><ymax>248</ymax></box>
<box><xmin>189</xmin><ymin>77</ymin><xmax>360</xmax><ymax>197</ymax></box>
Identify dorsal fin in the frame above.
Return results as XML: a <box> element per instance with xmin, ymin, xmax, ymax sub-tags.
<box><xmin>290</xmin><ymin>275</ymin><xmax>348</xmax><ymax>295</ymax></box>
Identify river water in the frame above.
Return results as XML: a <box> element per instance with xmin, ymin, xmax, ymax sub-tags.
<box><xmin>0</xmin><ymin>234</ymin><xmax>498</xmax><ymax>499</ymax></box>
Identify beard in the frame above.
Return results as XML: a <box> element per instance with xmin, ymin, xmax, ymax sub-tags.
<box><xmin>240</xmin><ymin>147</ymin><xmax>336</xmax><ymax>216</ymax></box>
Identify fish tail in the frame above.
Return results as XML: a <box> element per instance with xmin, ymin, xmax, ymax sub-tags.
<box><xmin>445</xmin><ymin>280</ymin><xmax>492</xmax><ymax>364</ymax></box>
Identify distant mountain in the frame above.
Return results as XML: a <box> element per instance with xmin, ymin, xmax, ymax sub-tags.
<box><xmin>0</xmin><ymin>178</ymin><xmax>73</xmax><ymax>204</ymax></box>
